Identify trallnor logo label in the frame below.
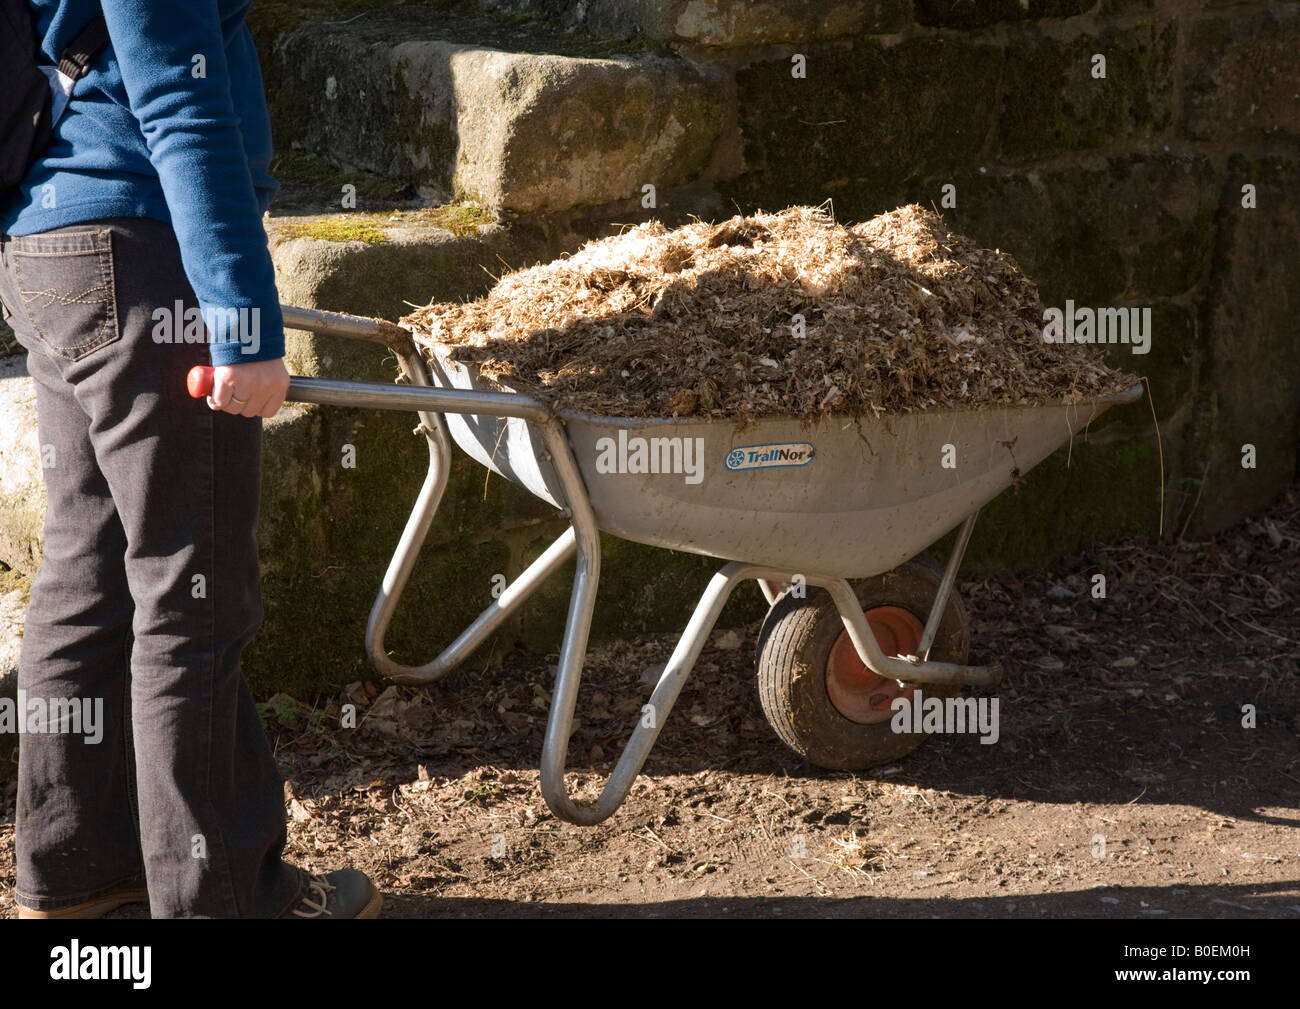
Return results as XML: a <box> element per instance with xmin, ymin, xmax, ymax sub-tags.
<box><xmin>724</xmin><ymin>442</ymin><xmax>815</xmax><ymax>472</ymax></box>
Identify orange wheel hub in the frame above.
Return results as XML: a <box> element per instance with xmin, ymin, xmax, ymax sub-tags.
<box><xmin>825</xmin><ymin>605</ymin><xmax>924</xmax><ymax>725</ymax></box>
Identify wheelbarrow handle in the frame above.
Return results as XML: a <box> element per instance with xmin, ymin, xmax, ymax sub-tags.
<box><xmin>185</xmin><ymin>364</ymin><xmax>313</xmax><ymax>402</ymax></box>
<box><xmin>184</xmin><ymin>302</ymin><xmax>415</xmax><ymax>401</ymax></box>
<box><xmin>186</xmin><ymin>365</ymin><xmax>214</xmax><ymax>399</ymax></box>
<box><xmin>185</xmin><ymin>364</ymin><xmax>551</xmax><ymax>423</ymax></box>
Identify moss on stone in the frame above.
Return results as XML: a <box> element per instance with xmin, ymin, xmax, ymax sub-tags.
<box><xmin>262</xmin><ymin>24</ymin><xmax>455</xmax><ymax>190</ymax></box>
<box><xmin>277</xmin><ymin>215</ymin><xmax>392</xmax><ymax>245</ymax></box>
<box><xmin>273</xmin><ymin>201</ymin><xmax>491</xmax><ymax>246</ymax></box>
<box><xmin>1098</xmin><ymin>0</ymin><xmax>1157</xmax><ymax>12</ymax></box>
<box><xmin>1183</xmin><ymin>6</ymin><xmax>1300</xmax><ymax>145</ymax></box>
<box><xmin>395</xmin><ymin>202</ymin><xmax>496</xmax><ymax>236</ymax></box>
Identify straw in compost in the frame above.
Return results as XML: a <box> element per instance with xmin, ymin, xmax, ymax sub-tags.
<box><xmin>403</xmin><ymin>204</ymin><xmax>1134</xmax><ymax>422</ymax></box>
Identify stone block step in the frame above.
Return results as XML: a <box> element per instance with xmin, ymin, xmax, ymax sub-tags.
<box><xmin>263</xmin><ymin>5</ymin><xmax>730</xmax><ymax>215</ymax></box>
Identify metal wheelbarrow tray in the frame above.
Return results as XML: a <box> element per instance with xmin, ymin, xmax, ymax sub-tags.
<box><xmin>244</xmin><ymin>306</ymin><xmax>1144</xmax><ymax>825</ymax></box>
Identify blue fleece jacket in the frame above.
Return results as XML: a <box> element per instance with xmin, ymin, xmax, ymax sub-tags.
<box><xmin>0</xmin><ymin>0</ymin><xmax>283</xmax><ymax>364</ymax></box>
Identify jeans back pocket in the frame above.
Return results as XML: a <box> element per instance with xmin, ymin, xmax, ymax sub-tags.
<box><xmin>11</xmin><ymin>229</ymin><xmax>120</xmax><ymax>361</ymax></box>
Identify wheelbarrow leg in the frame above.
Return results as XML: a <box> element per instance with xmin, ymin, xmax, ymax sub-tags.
<box><xmin>539</xmin><ymin>555</ymin><xmax>754</xmax><ymax>825</ymax></box>
<box><xmin>374</xmin><ymin>523</ymin><xmax>578</xmax><ymax>685</ymax></box>
<box><xmin>364</xmin><ymin>415</ymin><xmax>452</xmax><ymax>682</ymax></box>
<box><xmin>363</xmin><ymin>341</ymin><xmax>579</xmax><ymax>684</ymax></box>
<box><xmin>916</xmin><ymin>509</ymin><xmax>978</xmax><ymax>662</ymax></box>
<box><xmin>536</xmin><ymin>419</ymin><xmax>762</xmax><ymax>825</ymax></box>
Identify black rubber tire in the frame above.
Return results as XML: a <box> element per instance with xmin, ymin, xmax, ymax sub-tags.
<box><xmin>755</xmin><ymin>554</ymin><xmax>971</xmax><ymax>771</ymax></box>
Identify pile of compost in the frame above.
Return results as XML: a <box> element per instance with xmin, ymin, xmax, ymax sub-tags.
<box><xmin>403</xmin><ymin>204</ymin><xmax>1134</xmax><ymax>422</ymax></box>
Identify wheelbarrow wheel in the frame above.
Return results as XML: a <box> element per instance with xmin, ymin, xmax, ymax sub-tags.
<box><xmin>755</xmin><ymin>553</ymin><xmax>971</xmax><ymax>771</ymax></box>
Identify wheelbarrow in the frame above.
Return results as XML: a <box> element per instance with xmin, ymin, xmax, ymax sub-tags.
<box><xmin>189</xmin><ymin>304</ymin><xmax>1143</xmax><ymax>825</ymax></box>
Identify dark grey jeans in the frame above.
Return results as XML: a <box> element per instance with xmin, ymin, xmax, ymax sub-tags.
<box><xmin>0</xmin><ymin>217</ymin><xmax>303</xmax><ymax>917</ymax></box>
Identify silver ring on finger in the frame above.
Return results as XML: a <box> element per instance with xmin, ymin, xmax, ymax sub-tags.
<box><xmin>231</xmin><ymin>394</ymin><xmax>248</xmax><ymax>405</ymax></box>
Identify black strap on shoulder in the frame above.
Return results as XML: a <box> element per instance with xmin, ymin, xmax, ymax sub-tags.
<box><xmin>57</xmin><ymin>12</ymin><xmax>109</xmax><ymax>81</ymax></box>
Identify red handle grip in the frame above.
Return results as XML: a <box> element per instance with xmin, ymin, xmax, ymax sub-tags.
<box><xmin>187</xmin><ymin>365</ymin><xmax>214</xmax><ymax>399</ymax></box>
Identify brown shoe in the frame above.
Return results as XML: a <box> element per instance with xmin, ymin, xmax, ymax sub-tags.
<box><xmin>18</xmin><ymin>887</ymin><xmax>150</xmax><ymax>919</ymax></box>
<box><xmin>286</xmin><ymin>869</ymin><xmax>382</xmax><ymax>919</ymax></box>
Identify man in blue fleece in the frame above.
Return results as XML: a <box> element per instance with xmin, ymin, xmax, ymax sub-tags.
<box><xmin>0</xmin><ymin>0</ymin><xmax>381</xmax><ymax>918</ymax></box>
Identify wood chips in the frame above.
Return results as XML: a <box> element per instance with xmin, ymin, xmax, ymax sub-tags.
<box><xmin>403</xmin><ymin>204</ymin><xmax>1135</xmax><ymax>422</ymax></box>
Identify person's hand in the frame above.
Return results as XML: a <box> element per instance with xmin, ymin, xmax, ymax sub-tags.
<box><xmin>206</xmin><ymin>358</ymin><xmax>290</xmax><ymax>418</ymax></box>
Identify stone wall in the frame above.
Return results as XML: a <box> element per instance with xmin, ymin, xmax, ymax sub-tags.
<box><xmin>255</xmin><ymin>0</ymin><xmax>1300</xmax><ymax>545</ymax></box>
<box><xmin>1</xmin><ymin>0</ymin><xmax>1295</xmax><ymax>699</ymax></box>
<box><xmin>707</xmin><ymin>0</ymin><xmax>1300</xmax><ymax>540</ymax></box>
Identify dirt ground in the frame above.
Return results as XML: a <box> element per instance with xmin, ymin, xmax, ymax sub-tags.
<box><xmin>2</xmin><ymin>488</ymin><xmax>1297</xmax><ymax>919</ymax></box>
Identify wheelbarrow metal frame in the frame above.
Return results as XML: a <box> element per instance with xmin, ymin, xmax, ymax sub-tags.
<box><xmin>278</xmin><ymin>306</ymin><xmax>1014</xmax><ymax>825</ymax></box>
